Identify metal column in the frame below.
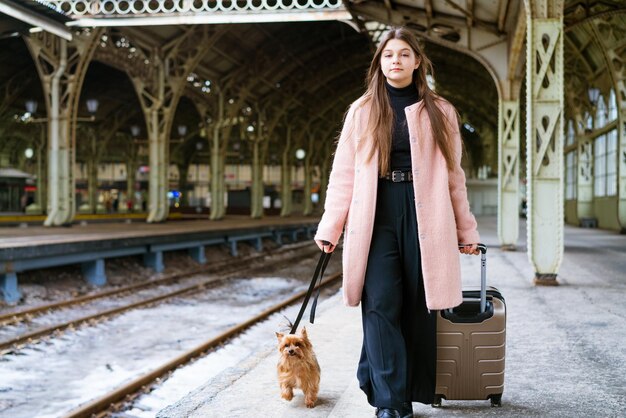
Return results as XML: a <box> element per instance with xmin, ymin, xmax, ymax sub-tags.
<box><xmin>210</xmin><ymin>91</ymin><xmax>225</xmax><ymax>220</ymax></box>
<box><xmin>250</xmin><ymin>136</ymin><xmax>263</xmax><ymax>219</ymax></box>
<box><xmin>576</xmin><ymin>137</ymin><xmax>594</xmax><ymax>220</ymax></box>
<box><xmin>497</xmin><ymin>100</ymin><xmax>520</xmax><ymax>249</ymax></box>
<box><xmin>302</xmin><ymin>132</ymin><xmax>314</xmax><ymax>216</ymax></box>
<box><xmin>617</xmin><ymin>106</ymin><xmax>626</xmax><ymax>233</ymax></box>
<box><xmin>46</xmin><ymin>39</ymin><xmax>68</xmax><ymax>226</ymax></box>
<box><xmin>280</xmin><ymin>125</ymin><xmax>293</xmax><ymax>217</ymax></box>
<box><xmin>525</xmin><ymin>8</ymin><xmax>565</xmax><ymax>284</ymax></box>
<box><xmin>250</xmin><ymin>108</ymin><xmax>266</xmax><ymax>219</ymax></box>
<box><xmin>24</xmin><ymin>30</ymin><xmax>101</xmax><ymax>226</ymax></box>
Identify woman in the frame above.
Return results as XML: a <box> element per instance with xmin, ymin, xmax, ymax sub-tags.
<box><xmin>314</xmin><ymin>27</ymin><xmax>480</xmax><ymax>418</ymax></box>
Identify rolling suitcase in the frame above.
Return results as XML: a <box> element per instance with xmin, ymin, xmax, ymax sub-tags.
<box><xmin>434</xmin><ymin>243</ymin><xmax>506</xmax><ymax>407</ymax></box>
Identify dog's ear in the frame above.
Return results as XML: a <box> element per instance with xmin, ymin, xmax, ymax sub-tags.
<box><xmin>275</xmin><ymin>332</ymin><xmax>284</xmax><ymax>341</ymax></box>
<box><xmin>300</xmin><ymin>327</ymin><xmax>308</xmax><ymax>340</ymax></box>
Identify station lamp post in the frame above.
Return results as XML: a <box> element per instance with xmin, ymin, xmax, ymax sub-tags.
<box><xmin>195</xmin><ymin>141</ymin><xmax>203</xmax><ymax>206</ymax></box>
<box><xmin>22</xmin><ymin>98</ymin><xmax>99</xmax><ymax>122</ymax></box>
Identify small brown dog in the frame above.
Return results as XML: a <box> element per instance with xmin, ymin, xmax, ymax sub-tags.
<box><xmin>275</xmin><ymin>327</ymin><xmax>320</xmax><ymax>408</ymax></box>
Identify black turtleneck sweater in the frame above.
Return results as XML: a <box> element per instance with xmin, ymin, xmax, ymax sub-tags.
<box><xmin>386</xmin><ymin>81</ymin><xmax>421</xmax><ymax>171</ymax></box>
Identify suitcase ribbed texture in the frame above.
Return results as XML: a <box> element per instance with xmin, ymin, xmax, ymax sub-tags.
<box><xmin>436</xmin><ymin>293</ymin><xmax>506</xmax><ymax>402</ymax></box>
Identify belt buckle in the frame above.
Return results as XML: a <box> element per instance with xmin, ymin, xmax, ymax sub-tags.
<box><xmin>391</xmin><ymin>170</ymin><xmax>403</xmax><ymax>182</ymax></box>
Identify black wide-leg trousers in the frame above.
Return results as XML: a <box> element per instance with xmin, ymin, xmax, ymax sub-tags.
<box><xmin>357</xmin><ymin>179</ymin><xmax>437</xmax><ymax>411</ymax></box>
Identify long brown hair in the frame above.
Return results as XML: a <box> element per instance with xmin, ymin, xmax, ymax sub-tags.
<box><xmin>362</xmin><ymin>27</ymin><xmax>457</xmax><ymax>173</ymax></box>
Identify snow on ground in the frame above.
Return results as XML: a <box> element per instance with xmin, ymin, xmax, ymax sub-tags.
<box><xmin>120</xmin><ymin>297</ymin><xmax>324</xmax><ymax>418</ymax></box>
<box><xmin>0</xmin><ymin>269</ymin><xmax>342</xmax><ymax>418</ymax></box>
<box><xmin>0</xmin><ymin>274</ymin><xmax>218</xmax><ymax>342</ymax></box>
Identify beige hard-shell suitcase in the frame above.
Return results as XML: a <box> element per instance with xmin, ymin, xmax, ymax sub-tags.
<box><xmin>434</xmin><ymin>244</ymin><xmax>506</xmax><ymax>407</ymax></box>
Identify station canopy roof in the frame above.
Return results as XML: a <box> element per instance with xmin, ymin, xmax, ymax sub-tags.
<box><xmin>0</xmin><ymin>0</ymin><xmax>624</xmax><ymax>165</ymax></box>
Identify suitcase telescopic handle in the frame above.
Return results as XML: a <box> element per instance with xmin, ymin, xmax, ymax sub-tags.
<box><xmin>458</xmin><ymin>243</ymin><xmax>487</xmax><ymax>313</ymax></box>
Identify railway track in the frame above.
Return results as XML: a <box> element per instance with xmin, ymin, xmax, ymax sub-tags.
<box><xmin>61</xmin><ymin>272</ymin><xmax>341</xmax><ymax>418</ymax></box>
<box><xmin>0</xmin><ymin>242</ymin><xmax>319</xmax><ymax>353</ymax></box>
<box><xmin>0</xmin><ymin>241</ymin><xmax>312</xmax><ymax>325</ymax></box>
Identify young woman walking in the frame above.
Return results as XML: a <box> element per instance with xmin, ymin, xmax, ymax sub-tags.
<box><xmin>314</xmin><ymin>27</ymin><xmax>480</xmax><ymax>418</ymax></box>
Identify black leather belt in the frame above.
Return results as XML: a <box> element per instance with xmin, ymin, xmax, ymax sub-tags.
<box><xmin>380</xmin><ymin>170</ymin><xmax>413</xmax><ymax>182</ymax></box>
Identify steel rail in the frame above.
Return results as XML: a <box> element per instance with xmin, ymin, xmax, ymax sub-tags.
<box><xmin>0</xmin><ymin>241</ymin><xmax>312</xmax><ymax>324</ymax></box>
<box><xmin>0</xmin><ymin>246</ymin><xmax>320</xmax><ymax>352</ymax></box>
<box><xmin>61</xmin><ymin>272</ymin><xmax>341</xmax><ymax>418</ymax></box>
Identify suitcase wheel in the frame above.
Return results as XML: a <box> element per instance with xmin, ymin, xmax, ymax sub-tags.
<box><xmin>432</xmin><ymin>395</ymin><xmax>443</xmax><ymax>408</ymax></box>
<box><xmin>489</xmin><ymin>394</ymin><xmax>502</xmax><ymax>407</ymax></box>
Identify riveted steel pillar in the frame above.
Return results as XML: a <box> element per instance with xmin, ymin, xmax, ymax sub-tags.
<box><xmin>563</xmin><ymin>92</ymin><xmax>592</xmax><ymax>222</ymax></box>
<box><xmin>250</xmin><ymin>109</ymin><xmax>266</xmax><ymax>219</ymax></box>
<box><xmin>209</xmin><ymin>88</ymin><xmax>253</xmax><ymax>221</ymax></box>
<box><xmin>210</xmin><ymin>91</ymin><xmax>225</xmax><ymax>220</ymax></box>
<box><xmin>280</xmin><ymin>125</ymin><xmax>293</xmax><ymax>217</ymax></box>
<box><xmin>145</xmin><ymin>97</ymin><xmax>169</xmax><ymax>223</ymax></box>
<box><xmin>525</xmin><ymin>6</ymin><xmax>564</xmax><ymax>284</ymax></box>
<box><xmin>250</xmin><ymin>138</ymin><xmax>263</xmax><ymax>219</ymax></box>
<box><xmin>47</xmin><ymin>40</ymin><xmax>68</xmax><ymax>226</ymax></box>
<box><xmin>24</xmin><ymin>30</ymin><xmax>101</xmax><ymax>226</ymax></box>
<box><xmin>619</xmin><ymin>97</ymin><xmax>626</xmax><ymax>233</ymax></box>
<box><xmin>319</xmin><ymin>139</ymin><xmax>332</xmax><ymax>209</ymax></box>
<box><xmin>303</xmin><ymin>132</ymin><xmax>314</xmax><ymax>216</ymax></box>
<box><xmin>498</xmin><ymin>100</ymin><xmax>520</xmax><ymax>249</ymax></box>
<box><xmin>85</xmin><ymin>131</ymin><xmax>98</xmax><ymax>213</ymax></box>
<box><xmin>140</xmin><ymin>56</ymin><xmax>170</xmax><ymax>223</ymax></box>
<box><xmin>123</xmin><ymin>137</ymin><xmax>139</xmax><ymax>213</ymax></box>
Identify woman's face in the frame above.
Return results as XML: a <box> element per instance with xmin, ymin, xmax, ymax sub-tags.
<box><xmin>380</xmin><ymin>38</ymin><xmax>421</xmax><ymax>88</ymax></box>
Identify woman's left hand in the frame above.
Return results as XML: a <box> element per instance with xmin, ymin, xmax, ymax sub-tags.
<box><xmin>459</xmin><ymin>243</ymin><xmax>480</xmax><ymax>255</ymax></box>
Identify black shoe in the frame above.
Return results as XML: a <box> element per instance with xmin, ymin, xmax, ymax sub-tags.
<box><xmin>376</xmin><ymin>408</ymin><xmax>401</xmax><ymax>418</ymax></box>
<box><xmin>400</xmin><ymin>402</ymin><xmax>413</xmax><ymax>418</ymax></box>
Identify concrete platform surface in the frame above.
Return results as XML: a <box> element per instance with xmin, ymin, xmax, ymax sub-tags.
<box><xmin>0</xmin><ymin>215</ymin><xmax>318</xmax><ymax>249</ymax></box>
<box><xmin>158</xmin><ymin>217</ymin><xmax>626</xmax><ymax>418</ymax></box>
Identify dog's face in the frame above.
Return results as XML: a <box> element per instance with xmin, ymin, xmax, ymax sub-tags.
<box><xmin>276</xmin><ymin>328</ymin><xmax>312</xmax><ymax>360</ymax></box>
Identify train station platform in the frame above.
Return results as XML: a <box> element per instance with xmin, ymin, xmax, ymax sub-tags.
<box><xmin>158</xmin><ymin>217</ymin><xmax>626</xmax><ymax>417</ymax></box>
<box><xmin>0</xmin><ymin>216</ymin><xmax>318</xmax><ymax>303</ymax></box>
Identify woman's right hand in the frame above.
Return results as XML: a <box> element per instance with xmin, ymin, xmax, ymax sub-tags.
<box><xmin>315</xmin><ymin>240</ymin><xmax>336</xmax><ymax>253</ymax></box>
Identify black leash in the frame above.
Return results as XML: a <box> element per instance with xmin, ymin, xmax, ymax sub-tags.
<box><xmin>289</xmin><ymin>249</ymin><xmax>332</xmax><ymax>334</ymax></box>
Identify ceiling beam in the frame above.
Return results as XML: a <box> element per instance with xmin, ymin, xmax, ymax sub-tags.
<box><xmin>0</xmin><ymin>0</ymin><xmax>72</xmax><ymax>40</ymax></box>
<box><xmin>497</xmin><ymin>0</ymin><xmax>511</xmax><ymax>33</ymax></box>
<box><xmin>65</xmin><ymin>10</ymin><xmax>352</xmax><ymax>28</ymax></box>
